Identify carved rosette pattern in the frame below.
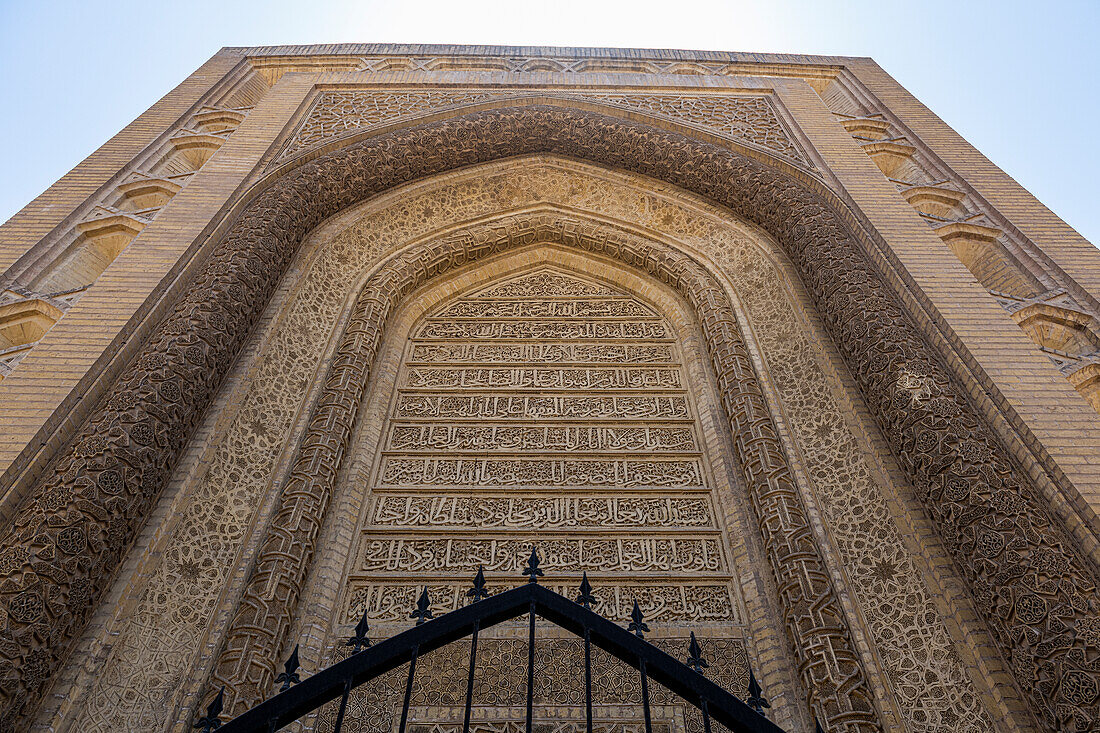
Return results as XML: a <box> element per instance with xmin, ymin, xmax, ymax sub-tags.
<box><xmin>211</xmin><ymin>213</ymin><xmax>881</xmax><ymax>731</ymax></box>
<box><xmin>277</xmin><ymin>90</ymin><xmax>811</xmax><ymax>167</ymax></box>
<box><xmin>0</xmin><ymin>105</ymin><xmax>1093</xmax><ymax>731</ymax></box>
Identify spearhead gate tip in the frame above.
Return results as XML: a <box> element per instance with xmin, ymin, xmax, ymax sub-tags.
<box><xmin>627</xmin><ymin>600</ymin><xmax>650</xmax><ymax>637</ymax></box>
<box><xmin>521</xmin><ymin>547</ymin><xmax>544</xmax><ymax>583</ymax></box>
<box><xmin>576</xmin><ymin>572</ymin><xmax>597</xmax><ymax>609</ymax></box>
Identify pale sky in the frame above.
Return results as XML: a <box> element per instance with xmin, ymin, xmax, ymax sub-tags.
<box><xmin>1</xmin><ymin>0</ymin><xmax>1096</xmax><ymax>245</ymax></box>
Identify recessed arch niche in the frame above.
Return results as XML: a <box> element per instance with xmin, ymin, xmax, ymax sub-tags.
<box><xmin>23</xmin><ymin>102</ymin><xmax>1088</xmax><ymax>733</ymax></box>
<box><xmin>302</xmin><ymin>243</ymin><xmax>793</xmax><ymax>731</ymax></box>
<box><xmin>53</xmin><ymin>157</ymin><xmax>1025</xmax><ymax>733</ymax></box>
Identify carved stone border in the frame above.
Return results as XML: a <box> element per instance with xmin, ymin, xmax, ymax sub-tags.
<box><xmin>0</xmin><ymin>104</ymin><xmax>1094</xmax><ymax>731</ymax></box>
<box><xmin>209</xmin><ymin>214</ymin><xmax>884</xmax><ymax>731</ymax></box>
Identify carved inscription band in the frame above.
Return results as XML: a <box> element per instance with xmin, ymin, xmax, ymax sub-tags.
<box><xmin>210</xmin><ymin>213</ymin><xmax>883</xmax><ymax>731</ymax></box>
<box><xmin>0</xmin><ymin>104</ymin><xmax>1091</xmax><ymax>731</ymax></box>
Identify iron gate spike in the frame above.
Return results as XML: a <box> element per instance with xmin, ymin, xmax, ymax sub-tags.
<box><xmin>467</xmin><ymin>566</ymin><xmax>489</xmax><ymax>602</ymax></box>
<box><xmin>411</xmin><ymin>587</ymin><xmax>434</xmax><ymax>625</ymax></box>
<box><xmin>746</xmin><ymin>667</ymin><xmax>770</xmax><ymax>717</ymax></box>
<box><xmin>346</xmin><ymin>607</ymin><xmax>372</xmax><ymax>653</ymax></box>
<box><xmin>687</xmin><ymin>631</ymin><xmax>709</xmax><ymax>674</ymax></box>
<box><xmin>521</xmin><ymin>547</ymin><xmax>544</xmax><ymax>584</ymax></box>
<box><xmin>219</xmin><ymin>582</ymin><xmax>793</xmax><ymax>733</ymax></box>
<box><xmin>627</xmin><ymin>600</ymin><xmax>650</xmax><ymax>637</ymax></box>
<box><xmin>575</xmin><ymin>572</ymin><xmax>597</xmax><ymax>609</ymax></box>
<box><xmin>193</xmin><ymin>686</ymin><xmax>224</xmax><ymax>731</ymax></box>
<box><xmin>275</xmin><ymin>644</ymin><xmax>301</xmax><ymax>692</ymax></box>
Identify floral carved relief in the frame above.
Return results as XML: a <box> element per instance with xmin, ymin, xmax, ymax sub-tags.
<box><xmin>276</xmin><ymin>90</ymin><xmax>811</xmax><ymax>168</ymax></box>
<box><xmin>312</xmin><ymin>636</ymin><xmax>749</xmax><ymax>733</ymax></box>
<box><xmin>3</xmin><ymin>104</ymin><xmax>1091</xmax><ymax>732</ymax></box>
<box><xmin>67</xmin><ymin>162</ymin><xmax>987</xmax><ymax>733</ymax></box>
<box><xmin>51</xmin><ymin>162</ymin><xmax>990</xmax><ymax>733</ymax></box>
<box><xmin>209</xmin><ymin>216</ymin><xmax>883</xmax><ymax>733</ymax></box>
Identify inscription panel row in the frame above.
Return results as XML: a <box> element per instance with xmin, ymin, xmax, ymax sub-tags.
<box><xmin>435</xmin><ymin>298</ymin><xmax>658</xmax><ymax>319</ymax></box>
<box><xmin>393</xmin><ymin>394</ymin><xmax>691</xmax><ymax>419</ymax></box>
<box><xmin>377</xmin><ymin>457</ymin><xmax>705</xmax><ymax>488</ymax></box>
<box><xmin>401</xmin><ymin>366</ymin><xmax>683</xmax><ymax>390</ymax></box>
<box><xmin>358</xmin><ymin>537</ymin><xmax>725</xmax><ymax>573</ymax></box>
<box><xmin>369</xmin><ymin>495</ymin><xmax>713</xmax><ymax>529</ymax></box>
<box><xmin>344</xmin><ymin>580</ymin><xmax>739</xmax><ymax>623</ymax></box>
<box><xmin>416</xmin><ymin>321</ymin><xmax>668</xmax><ymax>340</ymax></box>
<box><xmin>408</xmin><ymin>343</ymin><xmax>676</xmax><ymax>364</ymax></box>
<box><xmin>386</xmin><ymin>425</ymin><xmax>698</xmax><ymax>453</ymax></box>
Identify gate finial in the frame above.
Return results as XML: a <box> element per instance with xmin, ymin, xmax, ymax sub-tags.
<box><xmin>275</xmin><ymin>645</ymin><xmax>301</xmax><ymax>692</ymax></box>
<box><xmin>627</xmin><ymin>600</ymin><xmax>650</xmax><ymax>638</ymax></box>
<box><xmin>467</xmin><ymin>566</ymin><xmax>490</xmax><ymax>602</ymax></box>
<box><xmin>521</xmin><ymin>547</ymin><xmax>544</xmax><ymax>584</ymax></box>
<box><xmin>347</xmin><ymin>607</ymin><xmax>371</xmax><ymax>653</ymax></box>
<box><xmin>747</xmin><ymin>667</ymin><xmax>771</xmax><ymax>716</ymax></box>
<box><xmin>193</xmin><ymin>686</ymin><xmax>224</xmax><ymax>732</ymax></box>
<box><xmin>576</xmin><ymin>572</ymin><xmax>597</xmax><ymax>609</ymax></box>
<box><xmin>411</xmin><ymin>587</ymin><xmax>434</xmax><ymax>625</ymax></box>
<box><xmin>686</xmin><ymin>632</ymin><xmax>708</xmax><ymax>674</ymax></box>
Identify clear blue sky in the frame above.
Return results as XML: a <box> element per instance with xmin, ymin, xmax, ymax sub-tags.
<box><xmin>1</xmin><ymin>0</ymin><xmax>1096</xmax><ymax>245</ymax></box>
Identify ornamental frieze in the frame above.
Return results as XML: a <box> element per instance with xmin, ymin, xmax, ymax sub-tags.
<box><xmin>207</xmin><ymin>198</ymin><xmax>882</xmax><ymax>729</ymax></box>
<box><xmin>57</xmin><ymin>162</ymin><xmax>991</xmax><ymax>732</ymax></box>
<box><xmin>408</xmin><ymin>343</ymin><xmax>675</xmax><ymax>364</ymax></box>
<box><xmin>13</xmin><ymin>104</ymin><xmax>1081</xmax><ymax>730</ymax></box>
<box><xmin>401</xmin><ymin>366</ymin><xmax>683</xmax><ymax>390</ymax></box>
<box><xmin>277</xmin><ymin>90</ymin><xmax>812</xmax><ymax>168</ymax></box>
<box><xmin>356</xmin><ymin>537</ymin><xmax>725</xmax><ymax>574</ymax></box>
<box><xmin>368</xmin><ymin>495</ymin><xmax>713</xmax><ymax>529</ymax></box>
<box><xmin>393</xmin><ymin>394</ymin><xmax>692</xmax><ymax>419</ymax></box>
<box><xmin>384</xmin><ymin>424</ymin><xmax>698</xmax><ymax>453</ymax></box>
<box><xmin>415</xmin><ymin>319</ymin><xmax>668</xmax><ymax>339</ymax></box>
<box><xmin>376</xmin><ymin>457</ymin><xmax>704</xmax><ymax>488</ymax></box>
<box><xmin>344</xmin><ymin>581</ymin><xmax>738</xmax><ymax>624</ymax></box>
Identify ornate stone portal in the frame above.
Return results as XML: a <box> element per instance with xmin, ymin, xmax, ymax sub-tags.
<box><xmin>0</xmin><ymin>45</ymin><xmax>1098</xmax><ymax>733</ymax></box>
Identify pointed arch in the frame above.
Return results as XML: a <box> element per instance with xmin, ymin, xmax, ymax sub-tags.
<box><xmin>209</xmin><ymin>210</ymin><xmax>882</xmax><ymax>729</ymax></box>
<box><xmin>0</xmin><ymin>104</ymin><xmax>1094</xmax><ymax>732</ymax></box>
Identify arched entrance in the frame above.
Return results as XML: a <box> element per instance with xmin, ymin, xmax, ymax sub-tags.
<box><xmin>210</xmin><ymin>216</ymin><xmax>881</xmax><ymax>731</ymax></box>
<box><xmin>5</xmin><ymin>103</ymin><xmax>1093</xmax><ymax>732</ymax></box>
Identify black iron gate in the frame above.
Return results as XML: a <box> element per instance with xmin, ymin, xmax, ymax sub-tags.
<box><xmin>197</xmin><ymin>550</ymin><xmax>802</xmax><ymax>733</ymax></box>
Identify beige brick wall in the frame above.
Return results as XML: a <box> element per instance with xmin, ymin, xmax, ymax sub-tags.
<box><xmin>0</xmin><ymin>50</ymin><xmax>246</xmax><ymax>275</ymax></box>
<box><xmin>0</xmin><ymin>69</ymin><xmax>315</xmax><ymax>518</ymax></box>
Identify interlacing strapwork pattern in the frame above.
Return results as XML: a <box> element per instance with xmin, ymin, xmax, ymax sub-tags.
<box><xmin>314</xmin><ymin>636</ymin><xmax>749</xmax><ymax>733</ymax></box>
<box><xmin>276</xmin><ymin>90</ymin><xmax>811</xmax><ymax>167</ymax></box>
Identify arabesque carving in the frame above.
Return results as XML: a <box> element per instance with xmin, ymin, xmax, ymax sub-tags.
<box><xmin>344</xmin><ymin>581</ymin><xmax>737</xmax><ymax>624</ymax></box>
<box><xmin>376</xmin><ymin>457</ymin><xmax>704</xmax><ymax>488</ymax></box>
<box><xmin>393</xmin><ymin>394</ymin><xmax>691</xmax><ymax>420</ymax></box>
<box><xmin>312</xmin><ymin>636</ymin><xmax>749</xmax><ymax>733</ymax></box>
<box><xmin>278</xmin><ymin>90</ymin><xmax>810</xmax><ymax>167</ymax></box>
<box><xmin>2</xmin><ymin>105</ymin><xmax>1092</xmax><ymax>732</ymax></box>
<box><xmin>409</xmin><ymin>343</ymin><xmax>675</xmax><ymax>364</ymax></box>
<box><xmin>385</xmin><ymin>425</ymin><xmax>698</xmax><ymax>453</ymax></box>
<box><xmin>60</xmin><ymin>164</ymin><xmax>990</xmax><ymax>733</ymax></box>
<box><xmin>209</xmin><ymin>212</ymin><xmax>882</xmax><ymax>732</ymax></box>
